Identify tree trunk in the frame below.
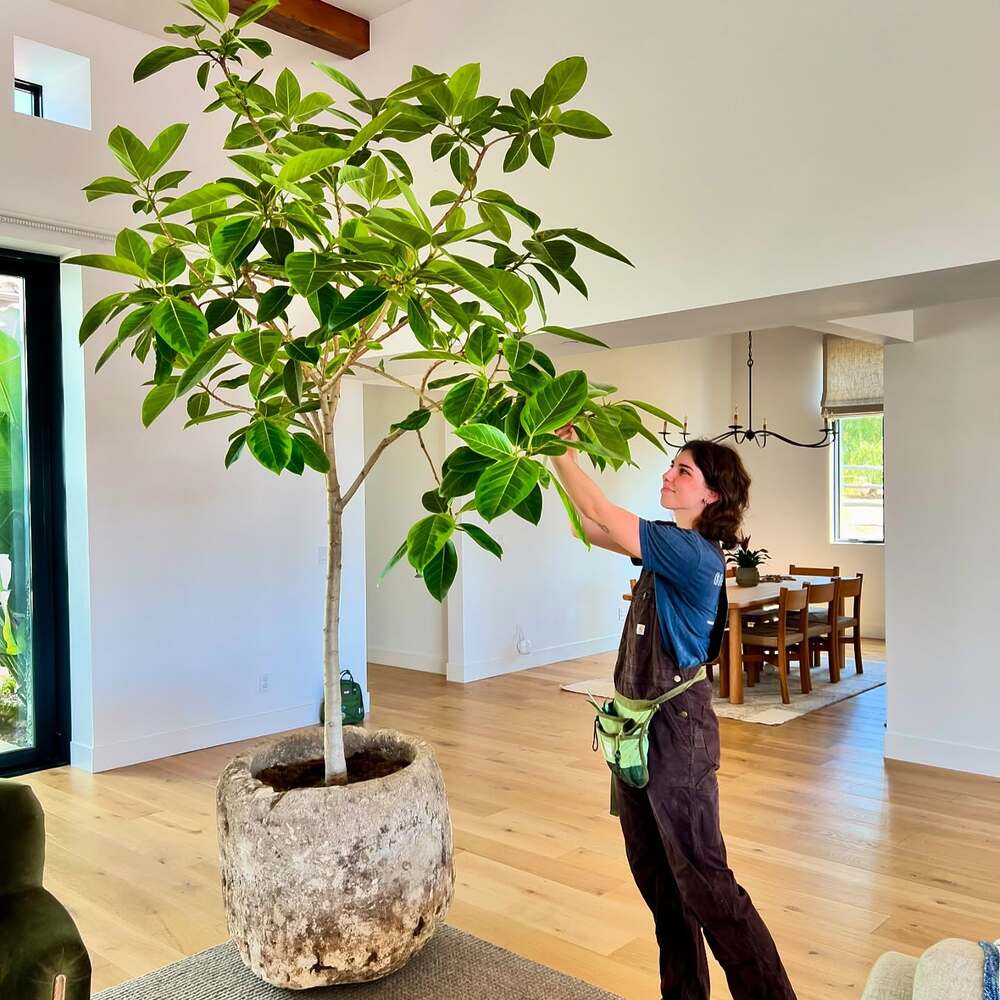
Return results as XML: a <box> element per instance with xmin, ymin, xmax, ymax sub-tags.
<box><xmin>323</xmin><ymin>444</ymin><xmax>347</xmax><ymax>785</ymax></box>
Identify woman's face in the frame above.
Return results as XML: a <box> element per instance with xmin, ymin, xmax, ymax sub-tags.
<box><xmin>660</xmin><ymin>450</ymin><xmax>719</xmax><ymax>513</ymax></box>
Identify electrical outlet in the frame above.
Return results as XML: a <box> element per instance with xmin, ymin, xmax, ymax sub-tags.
<box><xmin>257</xmin><ymin>673</ymin><xmax>270</xmax><ymax>694</ymax></box>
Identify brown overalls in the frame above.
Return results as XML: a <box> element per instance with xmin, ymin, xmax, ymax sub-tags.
<box><xmin>613</xmin><ymin>568</ymin><xmax>797</xmax><ymax>1000</ymax></box>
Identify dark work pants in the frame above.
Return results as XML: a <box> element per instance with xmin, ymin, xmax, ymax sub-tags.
<box><xmin>615</xmin><ymin>676</ymin><xmax>797</xmax><ymax>1000</ymax></box>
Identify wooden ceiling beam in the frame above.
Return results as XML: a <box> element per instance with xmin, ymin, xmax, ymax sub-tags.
<box><xmin>229</xmin><ymin>0</ymin><xmax>370</xmax><ymax>60</ymax></box>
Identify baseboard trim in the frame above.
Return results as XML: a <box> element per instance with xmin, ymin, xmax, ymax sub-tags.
<box><xmin>450</xmin><ymin>634</ymin><xmax>619</xmax><ymax>684</ymax></box>
<box><xmin>86</xmin><ymin>703</ymin><xmax>319</xmax><ymax>772</ymax></box>
<box><xmin>69</xmin><ymin>740</ymin><xmax>93</xmax><ymax>771</ymax></box>
<box><xmin>368</xmin><ymin>646</ymin><xmax>446</xmax><ymax>674</ymax></box>
<box><xmin>885</xmin><ymin>730</ymin><xmax>1000</xmax><ymax>778</ymax></box>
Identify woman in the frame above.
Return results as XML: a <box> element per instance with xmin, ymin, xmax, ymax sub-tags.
<box><xmin>551</xmin><ymin>430</ymin><xmax>796</xmax><ymax>1000</ymax></box>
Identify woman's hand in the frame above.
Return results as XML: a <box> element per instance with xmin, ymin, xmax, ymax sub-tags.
<box><xmin>554</xmin><ymin>424</ymin><xmax>579</xmax><ymax>463</ymax></box>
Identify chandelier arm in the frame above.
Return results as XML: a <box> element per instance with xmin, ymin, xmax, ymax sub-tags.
<box><xmin>758</xmin><ymin>427</ymin><xmax>837</xmax><ymax>449</ymax></box>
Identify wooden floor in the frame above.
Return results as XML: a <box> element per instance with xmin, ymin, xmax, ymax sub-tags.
<box><xmin>20</xmin><ymin>639</ymin><xmax>1000</xmax><ymax>999</ymax></box>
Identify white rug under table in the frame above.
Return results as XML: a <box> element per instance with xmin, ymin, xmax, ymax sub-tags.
<box><xmin>561</xmin><ymin>655</ymin><xmax>885</xmax><ymax>725</ymax></box>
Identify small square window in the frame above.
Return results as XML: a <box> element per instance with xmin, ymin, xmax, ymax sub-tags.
<box><xmin>14</xmin><ymin>78</ymin><xmax>43</xmax><ymax>118</ymax></box>
<box><xmin>831</xmin><ymin>414</ymin><xmax>884</xmax><ymax>543</ymax></box>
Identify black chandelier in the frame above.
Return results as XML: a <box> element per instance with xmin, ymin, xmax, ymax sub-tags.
<box><xmin>660</xmin><ymin>331</ymin><xmax>838</xmax><ymax>449</ymax></box>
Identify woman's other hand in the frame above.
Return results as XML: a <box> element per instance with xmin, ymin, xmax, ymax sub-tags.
<box><xmin>553</xmin><ymin>424</ymin><xmax>579</xmax><ymax>463</ymax></box>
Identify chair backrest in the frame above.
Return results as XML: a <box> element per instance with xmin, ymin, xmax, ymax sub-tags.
<box><xmin>805</xmin><ymin>580</ymin><xmax>837</xmax><ymax>606</ymax></box>
<box><xmin>790</xmin><ymin>563</ymin><xmax>840</xmax><ymax>577</ymax></box>
<box><xmin>779</xmin><ymin>587</ymin><xmax>810</xmax><ymax>636</ymax></box>
<box><xmin>835</xmin><ymin>574</ymin><xmax>863</xmax><ymax>619</ymax></box>
<box><xmin>725</xmin><ymin>565</ymin><xmax>736</xmax><ymax>578</ymax></box>
<box><xmin>0</xmin><ymin>779</ymin><xmax>45</xmax><ymax>893</ymax></box>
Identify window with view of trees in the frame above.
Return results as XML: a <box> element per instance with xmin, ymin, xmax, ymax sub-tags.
<box><xmin>832</xmin><ymin>413</ymin><xmax>884</xmax><ymax>543</ymax></box>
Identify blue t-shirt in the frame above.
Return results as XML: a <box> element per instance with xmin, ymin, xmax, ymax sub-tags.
<box><xmin>636</xmin><ymin>519</ymin><xmax>725</xmax><ymax>668</ymax></box>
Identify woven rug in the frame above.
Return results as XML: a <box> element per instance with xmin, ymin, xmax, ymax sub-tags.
<box><xmin>93</xmin><ymin>926</ymin><xmax>623</xmax><ymax>1000</ymax></box>
<box><xmin>561</xmin><ymin>656</ymin><xmax>886</xmax><ymax>726</ymax></box>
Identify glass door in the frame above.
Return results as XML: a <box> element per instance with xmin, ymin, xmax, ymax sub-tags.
<box><xmin>0</xmin><ymin>250</ymin><xmax>69</xmax><ymax>775</ymax></box>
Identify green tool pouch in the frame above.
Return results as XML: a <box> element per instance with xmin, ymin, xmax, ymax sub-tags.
<box><xmin>588</xmin><ymin>665</ymin><xmax>707</xmax><ymax>815</ymax></box>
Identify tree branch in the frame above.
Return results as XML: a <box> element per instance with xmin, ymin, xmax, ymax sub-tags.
<box><xmin>340</xmin><ymin>427</ymin><xmax>406</xmax><ymax>509</ymax></box>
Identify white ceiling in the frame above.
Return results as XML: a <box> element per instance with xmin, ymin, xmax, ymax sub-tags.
<box><xmin>53</xmin><ymin>0</ymin><xmax>412</xmax><ymax>45</ymax></box>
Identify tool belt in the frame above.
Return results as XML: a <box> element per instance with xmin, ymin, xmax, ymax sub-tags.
<box><xmin>588</xmin><ymin>665</ymin><xmax>707</xmax><ymax>815</ymax></box>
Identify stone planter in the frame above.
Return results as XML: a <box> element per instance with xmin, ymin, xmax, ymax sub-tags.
<box><xmin>735</xmin><ymin>565</ymin><xmax>760</xmax><ymax>587</ymax></box>
<box><xmin>216</xmin><ymin>726</ymin><xmax>454</xmax><ymax>989</ymax></box>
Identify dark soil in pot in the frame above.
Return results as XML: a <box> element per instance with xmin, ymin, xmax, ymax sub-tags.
<box><xmin>258</xmin><ymin>751</ymin><xmax>410</xmax><ymax>791</ymax></box>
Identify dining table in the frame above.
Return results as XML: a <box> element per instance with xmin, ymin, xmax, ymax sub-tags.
<box><xmin>723</xmin><ymin>575</ymin><xmax>853</xmax><ymax>704</ymax></box>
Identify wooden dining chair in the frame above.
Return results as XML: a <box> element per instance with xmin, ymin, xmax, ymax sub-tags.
<box><xmin>789</xmin><ymin>563</ymin><xmax>840</xmax><ymax>577</ymax></box>
<box><xmin>833</xmin><ymin>573</ymin><xmax>864</xmax><ymax>675</ymax></box>
<box><xmin>739</xmin><ymin>588</ymin><xmax>810</xmax><ymax>704</ymax></box>
<box><xmin>786</xmin><ymin>580</ymin><xmax>839</xmax><ymax>685</ymax></box>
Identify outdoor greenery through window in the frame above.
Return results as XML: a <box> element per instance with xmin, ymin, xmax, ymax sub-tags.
<box><xmin>832</xmin><ymin>413</ymin><xmax>884</xmax><ymax>543</ymax></box>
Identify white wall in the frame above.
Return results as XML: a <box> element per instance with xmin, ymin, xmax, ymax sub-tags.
<box><xmin>354</xmin><ymin>0</ymin><xmax>1000</xmax><ymax>331</ymax></box>
<box><xmin>364</xmin><ymin>385</ymin><xmax>447</xmax><ymax>673</ymax></box>
<box><xmin>1</xmin><ymin>0</ymin><xmax>368</xmax><ymax>770</ymax></box>
<box><xmin>445</xmin><ymin>335</ymin><xmax>732</xmax><ymax>682</ymax></box>
<box><xmin>884</xmin><ymin>300</ymin><xmax>1000</xmax><ymax>777</ymax></box>
<box><xmin>730</xmin><ymin>328</ymin><xmax>886</xmax><ymax>638</ymax></box>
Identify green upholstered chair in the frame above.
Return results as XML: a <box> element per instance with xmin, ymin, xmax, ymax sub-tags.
<box><xmin>0</xmin><ymin>778</ymin><xmax>91</xmax><ymax>1000</ymax></box>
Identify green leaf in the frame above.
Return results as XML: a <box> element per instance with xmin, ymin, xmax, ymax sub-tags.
<box><xmin>224</xmin><ymin>435</ymin><xmax>245</xmax><ymax>467</ymax></box>
<box><xmin>141</xmin><ymin>382</ymin><xmax>177</xmax><ymax>427</ymax></box>
<box><xmin>176</xmin><ymin>335</ymin><xmax>233</xmax><ymax>394</ymax></box>
<box><xmin>328</xmin><ymin>285</ymin><xmax>388</xmax><ymax>332</ymax></box>
<box><xmin>475</xmin><ymin>457</ymin><xmax>541</xmax><ymax>521</ymax></box>
<box><xmin>186</xmin><ymin>391</ymin><xmax>210</xmax><ymax>420</ymax></box>
<box><xmin>537</xmin><ymin>227</ymin><xmax>633</xmax><ymax>267</ymax></box>
<box><xmin>556</xmin><ymin>110</ymin><xmax>612</xmax><ymax>139</ymax></box>
<box><xmin>65</xmin><ymin>254</ymin><xmax>148</xmax><ymax>278</ymax></box>
<box><xmin>625</xmin><ymin>399</ymin><xmax>684</xmax><ymax>428</ymax></box>
<box><xmin>233</xmin><ymin>329</ymin><xmax>281</xmax><ymax>366</ymax></box>
<box><xmin>147</xmin><ymin>123</ymin><xmax>189</xmax><ymax>175</ymax></box>
<box><xmin>210</xmin><ymin>216</ymin><xmax>261</xmax><ymax>266</ymax></box>
<box><xmin>282</xmin><ymin>359</ymin><xmax>304</xmax><ymax>404</ymax></box>
<box><xmin>458</xmin><ymin>522</ymin><xmax>503</xmax><ymax>559</ymax></box>
<box><xmin>422</xmin><ymin>539</ymin><xmax>457</xmax><ymax>601</ymax></box>
<box><xmin>246</xmin><ymin>419</ymin><xmax>292</xmax><ymax>473</ymax></box>
<box><xmin>553</xmin><ymin>477</ymin><xmax>590</xmax><ymax>548</ymax></box>
<box><xmin>261</xmin><ymin>227</ymin><xmax>294</xmax><ymax>263</ymax></box>
<box><xmin>274</xmin><ymin>69</ymin><xmax>301</xmax><ymax>115</ymax></box>
<box><xmin>234</xmin><ymin>0</ymin><xmax>281</xmax><ymax>28</ymax></box>
<box><xmin>365</xmin><ymin>208</ymin><xmax>430</xmax><ymax>249</ymax></box>
<box><xmin>466</xmin><ymin>325</ymin><xmax>498</xmax><ymax>368</ymax></box>
<box><xmin>151</xmin><ymin>297</ymin><xmax>208</xmax><ymax>356</ymax></box>
<box><xmin>541</xmin><ymin>56</ymin><xmax>588</xmax><ymax>109</ymax></box>
<box><xmin>115</xmin><ymin>229</ymin><xmax>152</xmax><ymax>271</ymax></box>
<box><xmin>513</xmin><ymin>482</ymin><xmax>543</xmax><ymax>525</ymax></box>
<box><xmin>205</xmin><ymin>298</ymin><xmax>239</xmax><ymax>332</ymax></box>
<box><xmin>379</xmin><ymin>539</ymin><xmax>408</xmax><ymax>581</ymax></box>
<box><xmin>442</xmin><ymin>376</ymin><xmax>488</xmax><ymax>427</ymax></box>
<box><xmin>536</xmin><ymin>325</ymin><xmax>609</xmax><ymax>348</ymax></box>
<box><xmin>291</xmin><ymin>432</ymin><xmax>330</xmax><ymax>473</ymax></box>
<box><xmin>477</xmin><ymin>202</ymin><xmax>511</xmax><ymax>242</ymax></box>
<box><xmin>79</xmin><ymin>293</ymin><xmax>127</xmax><ymax>345</ymax></box>
<box><xmin>313</xmin><ymin>62</ymin><xmax>366</xmax><ymax>101</ymax></box>
<box><xmin>477</xmin><ymin>189</ymin><xmax>541</xmax><ymax>230</ymax></box>
<box><xmin>284</xmin><ymin>251</ymin><xmax>341</xmax><ymax>296</ymax></box>
<box><xmin>147</xmin><ymin>245</ymin><xmax>186</xmax><ymax>284</ymax></box>
<box><xmin>530</xmin><ymin>129</ymin><xmax>555</xmax><ymax>168</ymax></box>
<box><xmin>161</xmin><ymin>182</ymin><xmax>244</xmax><ymax>216</ymax></box>
<box><xmin>503</xmin><ymin>338</ymin><xmax>535</xmax><ymax>370</ymax></box>
<box><xmin>406</xmin><ymin>298</ymin><xmax>435</xmax><ymax>350</ymax></box>
<box><xmin>391</xmin><ymin>408</ymin><xmax>432</xmax><ymax>432</ymax></box>
<box><xmin>448</xmin><ymin>63</ymin><xmax>480</xmax><ymax>111</ymax></box>
<box><xmin>503</xmin><ymin>134</ymin><xmax>529</xmax><ymax>173</ymax></box>
<box><xmin>342</xmin><ymin>107</ymin><xmax>401</xmax><ymax>160</ymax></box>
<box><xmin>154</xmin><ymin>169</ymin><xmax>191</xmax><ymax>192</ymax></box>
<box><xmin>497</xmin><ymin>271</ymin><xmax>533</xmax><ymax>314</ymax></box>
<box><xmin>454</xmin><ymin>423</ymin><xmax>515</xmax><ymax>461</ymax></box>
<box><xmin>521</xmin><ymin>370</ymin><xmax>588</xmax><ymax>436</ymax></box>
<box><xmin>190</xmin><ymin>0</ymin><xmax>228</xmax><ymax>22</ymax></box>
<box><xmin>257</xmin><ymin>285</ymin><xmax>293</xmax><ymax>323</ymax></box>
<box><xmin>407</xmin><ymin>513</ymin><xmax>455</xmax><ymax>571</ymax></box>
<box><xmin>278</xmin><ymin>146</ymin><xmax>345</xmax><ymax>184</ymax></box>
<box><xmin>133</xmin><ymin>46</ymin><xmax>198</xmax><ymax>83</ymax></box>
<box><xmin>83</xmin><ymin>176</ymin><xmax>137</xmax><ymax>201</ymax></box>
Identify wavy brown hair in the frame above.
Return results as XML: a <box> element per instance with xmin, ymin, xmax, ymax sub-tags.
<box><xmin>678</xmin><ymin>440</ymin><xmax>750</xmax><ymax>549</ymax></box>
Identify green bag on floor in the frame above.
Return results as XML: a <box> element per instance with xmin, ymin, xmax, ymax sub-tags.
<box><xmin>318</xmin><ymin>670</ymin><xmax>365</xmax><ymax>725</ymax></box>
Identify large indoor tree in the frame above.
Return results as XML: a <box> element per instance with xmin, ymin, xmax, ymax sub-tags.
<box><xmin>71</xmin><ymin>0</ymin><xmax>678</xmax><ymax>785</ymax></box>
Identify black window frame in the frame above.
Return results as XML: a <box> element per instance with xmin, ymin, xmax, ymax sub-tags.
<box><xmin>0</xmin><ymin>249</ymin><xmax>70</xmax><ymax>777</ymax></box>
<box><xmin>14</xmin><ymin>78</ymin><xmax>44</xmax><ymax>118</ymax></box>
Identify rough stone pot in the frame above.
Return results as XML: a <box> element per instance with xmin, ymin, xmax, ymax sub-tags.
<box><xmin>735</xmin><ymin>565</ymin><xmax>760</xmax><ymax>587</ymax></box>
<box><xmin>216</xmin><ymin>726</ymin><xmax>454</xmax><ymax>989</ymax></box>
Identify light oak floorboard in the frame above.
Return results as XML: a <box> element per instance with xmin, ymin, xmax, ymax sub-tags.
<box><xmin>20</xmin><ymin>639</ymin><xmax>1000</xmax><ymax>999</ymax></box>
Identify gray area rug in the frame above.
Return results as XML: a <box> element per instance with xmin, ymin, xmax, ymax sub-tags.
<box><xmin>94</xmin><ymin>927</ymin><xmax>623</xmax><ymax>1000</ymax></box>
<box><xmin>563</xmin><ymin>656</ymin><xmax>886</xmax><ymax>726</ymax></box>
